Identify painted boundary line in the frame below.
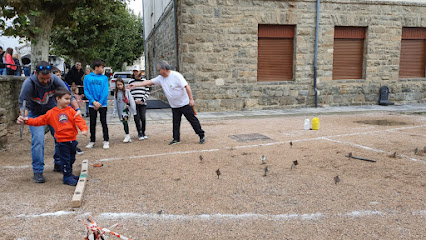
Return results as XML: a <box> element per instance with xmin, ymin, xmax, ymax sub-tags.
<box><xmin>323</xmin><ymin>136</ymin><xmax>425</xmax><ymax>164</ymax></box>
<box><xmin>8</xmin><ymin>209</ymin><xmax>426</xmax><ymax>221</ymax></box>
<box><xmin>2</xmin><ymin>125</ymin><xmax>426</xmax><ymax>169</ymax></box>
<box><xmin>96</xmin><ymin>124</ymin><xmax>426</xmax><ymax>164</ymax></box>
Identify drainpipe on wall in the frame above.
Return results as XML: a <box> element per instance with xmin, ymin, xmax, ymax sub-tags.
<box><xmin>173</xmin><ymin>0</ymin><xmax>179</xmax><ymax>71</ymax></box>
<box><xmin>142</xmin><ymin>0</ymin><xmax>147</xmax><ymax>76</ymax></box>
<box><xmin>314</xmin><ymin>0</ymin><xmax>321</xmax><ymax>108</ymax></box>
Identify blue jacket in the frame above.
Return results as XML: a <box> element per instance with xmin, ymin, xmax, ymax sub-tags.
<box><xmin>19</xmin><ymin>73</ymin><xmax>75</xmax><ymax>116</ymax></box>
<box><xmin>83</xmin><ymin>72</ymin><xmax>109</xmax><ymax>107</ymax></box>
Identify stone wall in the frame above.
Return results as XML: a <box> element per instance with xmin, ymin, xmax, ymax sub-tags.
<box><xmin>0</xmin><ymin>107</ymin><xmax>6</xmax><ymax>149</ymax></box>
<box><xmin>0</xmin><ymin>76</ymin><xmax>25</xmax><ymax>126</ymax></box>
<box><xmin>164</xmin><ymin>0</ymin><xmax>426</xmax><ymax>111</ymax></box>
<box><xmin>0</xmin><ymin>76</ymin><xmax>24</xmax><ymax>149</ymax></box>
<box><xmin>145</xmin><ymin>2</ymin><xmax>178</xmax><ymax>101</ymax></box>
<box><xmin>145</xmin><ymin>3</ymin><xmax>177</xmax><ymax>77</ymax></box>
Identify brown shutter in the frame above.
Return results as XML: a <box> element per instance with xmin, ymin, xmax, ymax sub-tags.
<box><xmin>400</xmin><ymin>28</ymin><xmax>426</xmax><ymax>78</ymax></box>
<box><xmin>333</xmin><ymin>27</ymin><xmax>366</xmax><ymax>80</ymax></box>
<box><xmin>402</xmin><ymin>28</ymin><xmax>426</xmax><ymax>40</ymax></box>
<box><xmin>258</xmin><ymin>25</ymin><xmax>294</xmax><ymax>82</ymax></box>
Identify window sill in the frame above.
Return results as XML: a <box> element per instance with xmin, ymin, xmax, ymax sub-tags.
<box><xmin>398</xmin><ymin>78</ymin><xmax>426</xmax><ymax>81</ymax></box>
<box><xmin>257</xmin><ymin>80</ymin><xmax>295</xmax><ymax>85</ymax></box>
<box><xmin>332</xmin><ymin>79</ymin><xmax>366</xmax><ymax>83</ymax></box>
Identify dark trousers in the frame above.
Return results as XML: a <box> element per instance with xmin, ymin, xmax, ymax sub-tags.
<box><xmin>89</xmin><ymin>107</ymin><xmax>109</xmax><ymax>142</ymax></box>
<box><xmin>172</xmin><ymin>104</ymin><xmax>204</xmax><ymax>141</ymax></box>
<box><xmin>6</xmin><ymin>68</ymin><xmax>16</xmax><ymax>75</ymax></box>
<box><xmin>57</xmin><ymin>141</ymin><xmax>78</xmax><ymax>178</ymax></box>
<box><xmin>134</xmin><ymin>104</ymin><xmax>147</xmax><ymax>135</ymax></box>
<box><xmin>121</xmin><ymin>109</ymin><xmax>129</xmax><ymax>134</ymax></box>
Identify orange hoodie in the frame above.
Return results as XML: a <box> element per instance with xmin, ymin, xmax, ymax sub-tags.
<box><xmin>26</xmin><ymin>106</ymin><xmax>88</xmax><ymax>142</ymax></box>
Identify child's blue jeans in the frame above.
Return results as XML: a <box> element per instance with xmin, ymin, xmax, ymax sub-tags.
<box><xmin>57</xmin><ymin>141</ymin><xmax>78</xmax><ymax>178</ymax></box>
<box><xmin>28</xmin><ymin>111</ymin><xmax>61</xmax><ymax>173</ymax></box>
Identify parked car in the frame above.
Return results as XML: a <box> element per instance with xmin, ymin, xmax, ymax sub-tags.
<box><xmin>109</xmin><ymin>71</ymin><xmax>133</xmax><ymax>95</ymax></box>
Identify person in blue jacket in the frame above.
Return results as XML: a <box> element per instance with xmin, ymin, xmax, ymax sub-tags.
<box><xmin>83</xmin><ymin>60</ymin><xmax>110</xmax><ymax>150</ymax></box>
<box><xmin>19</xmin><ymin>61</ymin><xmax>82</xmax><ymax>183</ymax></box>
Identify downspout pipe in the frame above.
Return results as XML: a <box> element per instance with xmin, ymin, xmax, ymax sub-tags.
<box><xmin>173</xmin><ymin>0</ymin><xmax>179</xmax><ymax>71</ymax></box>
<box><xmin>142</xmin><ymin>0</ymin><xmax>147</xmax><ymax>77</ymax></box>
<box><xmin>314</xmin><ymin>0</ymin><xmax>320</xmax><ymax>108</ymax></box>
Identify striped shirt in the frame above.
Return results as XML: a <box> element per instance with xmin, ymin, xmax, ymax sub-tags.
<box><xmin>128</xmin><ymin>78</ymin><xmax>150</xmax><ymax>105</ymax></box>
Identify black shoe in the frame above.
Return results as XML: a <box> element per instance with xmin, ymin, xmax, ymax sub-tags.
<box><xmin>169</xmin><ymin>139</ymin><xmax>181</xmax><ymax>145</ymax></box>
<box><xmin>199</xmin><ymin>136</ymin><xmax>205</xmax><ymax>144</ymax></box>
<box><xmin>76</xmin><ymin>147</ymin><xmax>84</xmax><ymax>155</ymax></box>
<box><xmin>63</xmin><ymin>176</ymin><xmax>78</xmax><ymax>186</ymax></box>
<box><xmin>53</xmin><ymin>164</ymin><xmax>62</xmax><ymax>172</ymax></box>
<box><xmin>33</xmin><ymin>173</ymin><xmax>45</xmax><ymax>183</ymax></box>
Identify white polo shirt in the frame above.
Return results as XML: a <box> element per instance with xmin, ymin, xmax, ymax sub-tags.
<box><xmin>152</xmin><ymin>71</ymin><xmax>189</xmax><ymax>108</ymax></box>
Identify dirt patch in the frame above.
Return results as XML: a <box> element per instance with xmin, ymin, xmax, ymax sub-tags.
<box><xmin>355</xmin><ymin>119</ymin><xmax>409</xmax><ymax>126</ymax></box>
<box><xmin>1</xmin><ymin>112</ymin><xmax>426</xmax><ymax>239</ymax></box>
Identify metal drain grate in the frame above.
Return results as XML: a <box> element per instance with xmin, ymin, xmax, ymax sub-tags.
<box><xmin>229</xmin><ymin>133</ymin><xmax>272</xmax><ymax>142</ymax></box>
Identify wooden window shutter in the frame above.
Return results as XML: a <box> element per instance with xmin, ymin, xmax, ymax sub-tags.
<box><xmin>333</xmin><ymin>27</ymin><xmax>366</xmax><ymax>80</ymax></box>
<box><xmin>400</xmin><ymin>28</ymin><xmax>426</xmax><ymax>78</ymax></box>
<box><xmin>258</xmin><ymin>25</ymin><xmax>295</xmax><ymax>82</ymax></box>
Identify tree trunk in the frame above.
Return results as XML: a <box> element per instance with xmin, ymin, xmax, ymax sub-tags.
<box><xmin>29</xmin><ymin>13</ymin><xmax>55</xmax><ymax>70</ymax></box>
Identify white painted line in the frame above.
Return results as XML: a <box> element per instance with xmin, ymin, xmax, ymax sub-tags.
<box><xmin>339</xmin><ymin>210</ymin><xmax>384</xmax><ymax>217</ymax></box>
<box><xmin>321</xmin><ymin>137</ymin><xmax>426</xmax><ymax>164</ymax></box>
<box><xmin>4</xmin><ymin>125</ymin><xmax>426</xmax><ymax>168</ymax></box>
<box><xmin>9</xmin><ymin>209</ymin><xmax>426</xmax><ymax>220</ymax></box>
<box><xmin>2</xmin><ymin>165</ymin><xmax>31</xmax><ymax>169</ymax></box>
<box><xmin>412</xmin><ymin>210</ymin><xmax>426</xmax><ymax>216</ymax></box>
<box><xmin>398</xmin><ymin>154</ymin><xmax>426</xmax><ymax>164</ymax></box>
<box><xmin>15</xmin><ymin>211</ymin><xmax>75</xmax><ymax>218</ymax></box>
<box><xmin>99</xmin><ymin>148</ymin><xmax>221</xmax><ymax>162</ymax></box>
<box><xmin>321</xmin><ymin>137</ymin><xmax>386</xmax><ymax>153</ymax></box>
<box><xmin>96</xmin><ymin>212</ymin><xmax>330</xmax><ymax>221</ymax></box>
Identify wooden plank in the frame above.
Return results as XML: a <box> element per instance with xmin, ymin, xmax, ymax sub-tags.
<box><xmin>71</xmin><ymin>159</ymin><xmax>89</xmax><ymax>208</ymax></box>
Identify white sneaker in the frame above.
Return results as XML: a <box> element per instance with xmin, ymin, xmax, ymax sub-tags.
<box><xmin>123</xmin><ymin>134</ymin><xmax>132</xmax><ymax>143</ymax></box>
<box><xmin>103</xmin><ymin>141</ymin><xmax>110</xmax><ymax>149</ymax></box>
<box><xmin>86</xmin><ymin>142</ymin><xmax>95</xmax><ymax>148</ymax></box>
<box><xmin>143</xmin><ymin>135</ymin><xmax>148</xmax><ymax>139</ymax></box>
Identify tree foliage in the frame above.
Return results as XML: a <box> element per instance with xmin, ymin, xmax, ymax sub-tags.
<box><xmin>50</xmin><ymin>1</ymin><xmax>144</xmax><ymax>70</ymax></box>
<box><xmin>0</xmin><ymin>0</ymin><xmax>143</xmax><ymax>70</ymax></box>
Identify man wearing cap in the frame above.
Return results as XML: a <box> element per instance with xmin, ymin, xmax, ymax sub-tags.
<box><xmin>19</xmin><ymin>61</ymin><xmax>82</xmax><ymax>183</ymax></box>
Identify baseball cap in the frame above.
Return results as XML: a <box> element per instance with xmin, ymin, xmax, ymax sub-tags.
<box><xmin>35</xmin><ymin>61</ymin><xmax>52</xmax><ymax>75</ymax></box>
<box><xmin>132</xmin><ymin>65</ymin><xmax>141</xmax><ymax>71</ymax></box>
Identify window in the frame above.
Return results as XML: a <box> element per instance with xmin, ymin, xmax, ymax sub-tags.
<box><xmin>333</xmin><ymin>27</ymin><xmax>366</xmax><ymax>80</ymax></box>
<box><xmin>257</xmin><ymin>25</ymin><xmax>295</xmax><ymax>82</ymax></box>
<box><xmin>400</xmin><ymin>28</ymin><xmax>426</xmax><ymax>78</ymax></box>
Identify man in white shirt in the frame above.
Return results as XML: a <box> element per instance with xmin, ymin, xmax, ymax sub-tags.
<box><xmin>128</xmin><ymin>60</ymin><xmax>205</xmax><ymax>145</ymax></box>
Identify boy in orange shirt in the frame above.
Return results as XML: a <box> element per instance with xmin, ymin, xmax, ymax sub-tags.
<box><xmin>17</xmin><ymin>87</ymin><xmax>88</xmax><ymax>186</ymax></box>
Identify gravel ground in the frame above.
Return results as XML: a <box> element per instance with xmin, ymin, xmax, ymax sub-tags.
<box><xmin>1</xmin><ymin>111</ymin><xmax>426</xmax><ymax>239</ymax></box>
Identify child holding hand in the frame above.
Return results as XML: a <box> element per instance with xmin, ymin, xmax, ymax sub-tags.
<box><xmin>113</xmin><ymin>78</ymin><xmax>137</xmax><ymax>143</ymax></box>
<box><xmin>17</xmin><ymin>88</ymin><xmax>88</xmax><ymax>186</ymax></box>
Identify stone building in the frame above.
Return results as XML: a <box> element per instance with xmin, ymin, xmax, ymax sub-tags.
<box><xmin>143</xmin><ymin>0</ymin><xmax>426</xmax><ymax>111</ymax></box>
